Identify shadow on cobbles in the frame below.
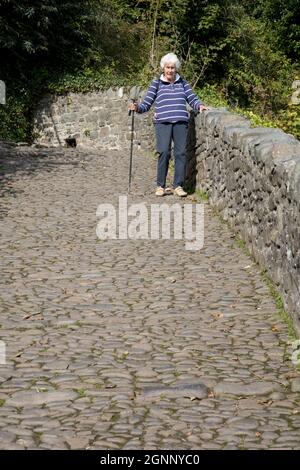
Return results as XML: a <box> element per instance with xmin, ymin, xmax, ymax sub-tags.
<box><xmin>0</xmin><ymin>143</ymin><xmax>80</xmax><ymax>218</ymax></box>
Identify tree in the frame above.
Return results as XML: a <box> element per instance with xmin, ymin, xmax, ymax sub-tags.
<box><xmin>254</xmin><ymin>0</ymin><xmax>300</xmax><ymax>61</ymax></box>
<box><xmin>0</xmin><ymin>0</ymin><xmax>143</xmax><ymax>81</ymax></box>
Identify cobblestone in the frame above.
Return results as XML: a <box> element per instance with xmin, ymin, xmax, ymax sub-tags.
<box><xmin>0</xmin><ymin>144</ymin><xmax>300</xmax><ymax>449</ymax></box>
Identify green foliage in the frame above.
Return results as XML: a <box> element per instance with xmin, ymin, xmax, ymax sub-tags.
<box><xmin>197</xmin><ymin>85</ymin><xmax>300</xmax><ymax>141</ymax></box>
<box><xmin>0</xmin><ymin>0</ymin><xmax>299</xmax><ymax>142</ymax></box>
<box><xmin>0</xmin><ymin>1</ymin><xmax>93</xmax><ymax>78</ymax></box>
<box><xmin>238</xmin><ymin>107</ymin><xmax>300</xmax><ymax>141</ymax></box>
<box><xmin>194</xmin><ymin>189</ymin><xmax>209</xmax><ymax>202</ymax></box>
<box><xmin>276</xmin><ymin>100</ymin><xmax>300</xmax><ymax>139</ymax></box>
<box><xmin>253</xmin><ymin>0</ymin><xmax>300</xmax><ymax>61</ymax></box>
<box><xmin>0</xmin><ymin>95</ymin><xmax>30</xmax><ymax>141</ymax></box>
<box><xmin>261</xmin><ymin>270</ymin><xmax>297</xmax><ymax>340</ymax></box>
<box><xmin>46</xmin><ymin>67</ymin><xmax>132</xmax><ymax>94</ymax></box>
<box><xmin>197</xmin><ymin>84</ymin><xmax>228</xmax><ymax>108</ymax></box>
<box><xmin>0</xmin><ymin>0</ymin><xmax>146</xmax><ymax>141</ymax></box>
<box><xmin>221</xmin><ymin>10</ymin><xmax>295</xmax><ymax>113</ymax></box>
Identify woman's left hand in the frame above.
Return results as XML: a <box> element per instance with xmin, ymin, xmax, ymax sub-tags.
<box><xmin>199</xmin><ymin>104</ymin><xmax>210</xmax><ymax>113</ymax></box>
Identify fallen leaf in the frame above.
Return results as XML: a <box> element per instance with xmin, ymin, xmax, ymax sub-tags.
<box><xmin>285</xmin><ymin>372</ymin><xmax>299</xmax><ymax>379</ymax></box>
<box><xmin>185</xmin><ymin>396</ymin><xmax>201</xmax><ymax>401</ymax></box>
<box><xmin>211</xmin><ymin>312</ymin><xmax>224</xmax><ymax>319</ymax></box>
<box><xmin>271</xmin><ymin>325</ymin><xmax>280</xmax><ymax>332</ymax></box>
<box><xmin>257</xmin><ymin>399</ymin><xmax>273</xmax><ymax>406</ymax></box>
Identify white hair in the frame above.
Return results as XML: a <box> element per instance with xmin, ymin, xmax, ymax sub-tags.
<box><xmin>160</xmin><ymin>53</ymin><xmax>181</xmax><ymax>71</ymax></box>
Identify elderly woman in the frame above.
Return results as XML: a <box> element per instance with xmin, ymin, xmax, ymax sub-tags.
<box><xmin>129</xmin><ymin>52</ymin><xmax>209</xmax><ymax>196</ymax></box>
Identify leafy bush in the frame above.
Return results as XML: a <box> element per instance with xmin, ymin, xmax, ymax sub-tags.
<box><xmin>0</xmin><ymin>95</ymin><xmax>30</xmax><ymax>142</ymax></box>
<box><xmin>197</xmin><ymin>84</ymin><xmax>300</xmax><ymax>140</ymax></box>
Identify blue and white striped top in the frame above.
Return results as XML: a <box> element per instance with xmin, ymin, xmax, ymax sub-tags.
<box><xmin>137</xmin><ymin>74</ymin><xmax>201</xmax><ymax>123</ymax></box>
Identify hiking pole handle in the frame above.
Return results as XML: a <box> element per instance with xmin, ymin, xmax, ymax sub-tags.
<box><xmin>128</xmin><ymin>99</ymin><xmax>136</xmax><ymax>116</ymax></box>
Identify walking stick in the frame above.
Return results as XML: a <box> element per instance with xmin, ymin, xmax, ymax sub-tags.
<box><xmin>128</xmin><ymin>86</ymin><xmax>140</xmax><ymax>193</ymax></box>
<box><xmin>128</xmin><ymin>105</ymin><xmax>135</xmax><ymax>193</ymax></box>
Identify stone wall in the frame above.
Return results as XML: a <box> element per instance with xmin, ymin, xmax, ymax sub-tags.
<box><xmin>187</xmin><ymin>109</ymin><xmax>300</xmax><ymax>329</ymax></box>
<box><xmin>33</xmin><ymin>88</ymin><xmax>155</xmax><ymax>152</ymax></box>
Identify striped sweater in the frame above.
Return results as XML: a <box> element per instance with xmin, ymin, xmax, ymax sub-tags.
<box><xmin>137</xmin><ymin>73</ymin><xmax>201</xmax><ymax>123</ymax></box>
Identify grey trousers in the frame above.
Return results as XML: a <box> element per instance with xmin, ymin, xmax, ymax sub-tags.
<box><xmin>155</xmin><ymin>121</ymin><xmax>188</xmax><ymax>188</ymax></box>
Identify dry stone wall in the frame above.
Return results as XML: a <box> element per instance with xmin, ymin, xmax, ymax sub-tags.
<box><xmin>33</xmin><ymin>88</ymin><xmax>155</xmax><ymax>152</ymax></box>
<box><xmin>188</xmin><ymin>109</ymin><xmax>300</xmax><ymax>329</ymax></box>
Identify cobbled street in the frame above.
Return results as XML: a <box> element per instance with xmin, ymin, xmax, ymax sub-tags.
<box><xmin>0</xmin><ymin>144</ymin><xmax>300</xmax><ymax>450</ymax></box>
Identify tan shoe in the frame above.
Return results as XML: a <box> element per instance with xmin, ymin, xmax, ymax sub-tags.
<box><xmin>155</xmin><ymin>186</ymin><xmax>165</xmax><ymax>196</ymax></box>
<box><xmin>174</xmin><ymin>186</ymin><xmax>187</xmax><ymax>197</ymax></box>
